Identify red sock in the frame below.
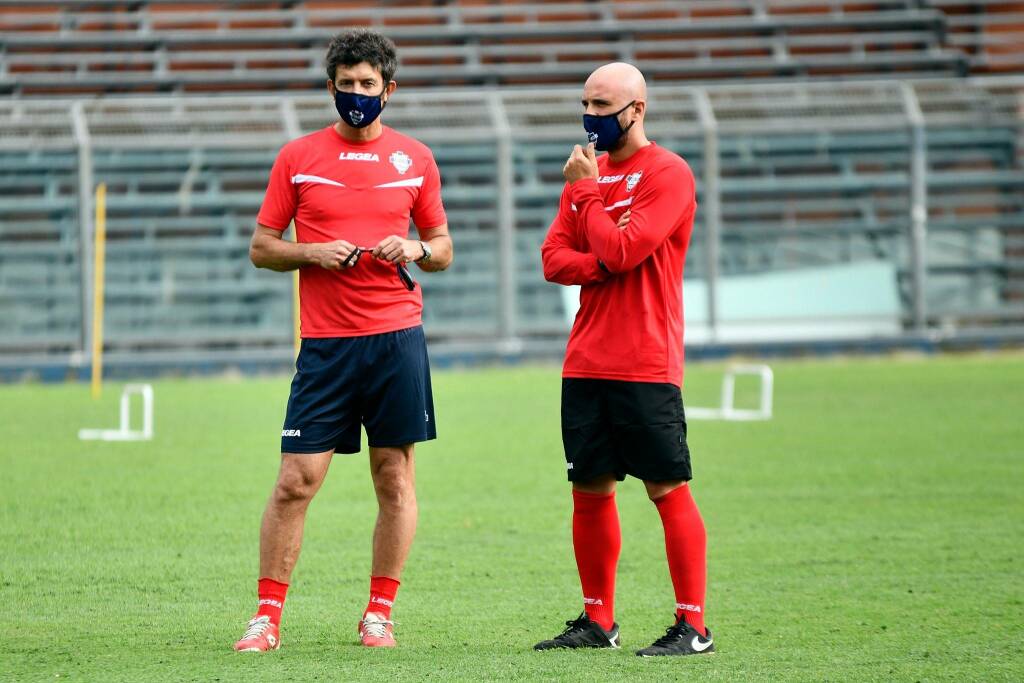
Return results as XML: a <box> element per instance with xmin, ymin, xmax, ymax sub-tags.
<box><xmin>256</xmin><ymin>577</ymin><xmax>288</xmax><ymax>625</ymax></box>
<box><xmin>365</xmin><ymin>575</ymin><xmax>400</xmax><ymax>619</ymax></box>
<box><xmin>572</xmin><ymin>489</ymin><xmax>621</xmax><ymax>631</ymax></box>
<box><xmin>654</xmin><ymin>484</ymin><xmax>707</xmax><ymax>636</ymax></box>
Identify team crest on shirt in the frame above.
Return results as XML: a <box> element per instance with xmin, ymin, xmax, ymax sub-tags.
<box><xmin>349</xmin><ymin>110</ymin><xmax>364</xmax><ymax>125</ymax></box>
<box><xmin>389</xmin><ymin>151</ymin><xmax>413</xmax><ymax>174</ymax></box>
<box><xmin>626</xmin><ymin>171</ymin><xmax>642</xmax><ymax>192</ymax></box>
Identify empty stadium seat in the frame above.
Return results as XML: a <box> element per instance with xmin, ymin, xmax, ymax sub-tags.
<box><xmin>0</xmin><ymin>1</ymin><xmax>993</xmax><ymax>96</ymax></box>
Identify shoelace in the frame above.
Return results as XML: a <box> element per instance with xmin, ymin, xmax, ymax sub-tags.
<box><xmin>241</xmin><ymin>618</ymin><xmax>271</xmax><ymax>641</ymax></box>
<box><xmin>555</xmin><ymin>613</ymin><xmax>591</xmax><ymax>642</ymax></box>
<box><xmin>361</xmin><ymin>617</ymin><xmax>395</xmax><ymax>639</ymax></box>
<box><xmin>650</xmin><ymin>622</ymin><xmax>689</xmax><ymax>648</ymax></box>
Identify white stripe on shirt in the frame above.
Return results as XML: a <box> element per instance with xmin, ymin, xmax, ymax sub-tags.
<box><xmin>374</xmin><ymin>176</ymin><xmax>424</xmax><ymax>188</ymax></box>
<box><xmin>569</xmin><ymin>196</ymin><xmax>632</xmax><ymax>212</ymax></box>
<box><xmin>291</xmin><ymin>173</ymin><xmax>345</xmax><ymax>188</ymax></box>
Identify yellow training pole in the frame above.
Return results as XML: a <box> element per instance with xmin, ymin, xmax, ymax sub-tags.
<box><xmin>293</xmin><ymin>269</ymin><xmax>300</xmax><ymax>358</ymax></box>
<box><xmin>90</xmin><ymin>183</ymin><xmax>107</xmax><ymax>399</ymax></box>
<box><xmin>291</xmin><ymin>222</ymin><xmax>300</xmax><ymax>358</ymax></box>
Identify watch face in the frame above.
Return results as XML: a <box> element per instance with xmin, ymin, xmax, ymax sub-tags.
<box><xmin>421</xmin><ymin>241</ymin><xmax>432</xmax><ymax>260</ymax></box>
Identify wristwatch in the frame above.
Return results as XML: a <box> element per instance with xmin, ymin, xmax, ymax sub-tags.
<box><xmin>416</xmin><ymin>240</ymin><xmax>432</xmax><ymax>263</ymax></box>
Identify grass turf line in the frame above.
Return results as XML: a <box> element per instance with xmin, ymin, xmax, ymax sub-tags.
<box><xmin>1</xmin><ymin>354</ymin><xmax>1022</xmax><ymax>681</ymax></box>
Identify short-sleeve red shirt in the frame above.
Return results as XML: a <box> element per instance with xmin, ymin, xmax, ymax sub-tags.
<box><xmin>258</xmin><ymin>125</ymin><xmax>447</xmax><ymax>337</ymax></box>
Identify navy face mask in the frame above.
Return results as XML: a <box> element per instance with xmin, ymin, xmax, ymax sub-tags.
<box><xmin>334</xmin><ymin>87</ymin><xmax>386</xmax><ymax>129</ymax></box>
<box><xmin>583</xmin><ymin>100</ymin><xmax>636</xmax><ymax>151</ymax></box>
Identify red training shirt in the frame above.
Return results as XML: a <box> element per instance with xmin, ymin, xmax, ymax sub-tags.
<box><xmin>258</xmin><ymin>125</ymin><xmax>447</xmax><ymax>337</ymax></box>
<box><xmin>541</xmin><ymin>142</ymin><xmax>696</xmax><ymax>386</ymax></box>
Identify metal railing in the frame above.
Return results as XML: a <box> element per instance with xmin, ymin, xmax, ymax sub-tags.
<box><xmin>1</xmin><ymin>76</ymin><xmax>1022</xmax><ymax>372</ymax></box>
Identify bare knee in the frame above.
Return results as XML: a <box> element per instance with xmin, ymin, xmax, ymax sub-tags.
<box><xmin>644</xmin><ymin>479</ymin><xmax>687</xmax><ymax>501</ymax></box>
<box><xmin>573</xmin><ymin>474</ymin><xmax>617</xmax><ymax>496</ymax></box>
<box><xmin>372</xmin><ymin>460</ymin><xmax>416</xmax><ymax>510</ymax></box>
<box><xmin>273</xmin><ymin>463</ymin><xmax>323</xmax><ymax>505</ymax></box>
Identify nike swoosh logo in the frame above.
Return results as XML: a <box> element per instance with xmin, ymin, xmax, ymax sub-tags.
<box><xmin>691</xmin><ymin>636</ymin><xmax>713</xmax><ymax>652</ymax></box>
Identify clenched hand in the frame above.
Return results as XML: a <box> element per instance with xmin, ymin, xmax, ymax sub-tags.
<box><xmin>373</xmin><ymin>236</ymin><xmax>423</xmax><ymax>264</ymax></box>
<box><xmin>563</xmin><ymin>142</ymin><xmax>599</xmax><ymax>184</ymax></box>
<box><xmin>310</xmin><ymin>240</ymin><xmax>360</xmax><ymax>270</ymax></box>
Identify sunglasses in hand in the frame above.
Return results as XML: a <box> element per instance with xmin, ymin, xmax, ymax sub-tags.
<box><xmin>341</xmin><ymin>246</ymin><xmax>417</xmax><ymax>291</ymax></box>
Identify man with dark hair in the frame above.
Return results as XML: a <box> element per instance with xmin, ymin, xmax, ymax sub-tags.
<box><xmin>534</xmin><ymin>62</ymin><xmax>713</xmax><ymax>657</ymax></box>
<box><xmin>233</xmin><ymin>28</ymin><xmax>453</xmax><ymax>652</ymax></box>
<box><xmin>326</xmin><ymin>29</ymin><xmax>398</xmax><ymax>84</ymax></box>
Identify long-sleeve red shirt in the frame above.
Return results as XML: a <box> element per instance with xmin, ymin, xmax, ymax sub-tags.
<box><xmin>541</xmin><ymin>142</ymin><xmax>696</xmax><ymax>386</ymax></box>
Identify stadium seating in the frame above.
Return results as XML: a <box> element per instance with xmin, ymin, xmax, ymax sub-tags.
<box><xmin>933</xmin><ymin>1</ymin><xmax>1024</xmax><ymax>73</ymax></box>
<box><xmin>5</xmin><ymin>0</ymin><xmax>1021</xmax><ymax>96</ymax></box>
<box><xmin>1</xmin><ymin>78</ymin><xmax>1021</xmax><ymax>359</ymax></box>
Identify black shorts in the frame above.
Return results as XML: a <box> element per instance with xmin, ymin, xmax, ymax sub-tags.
<box><xmin>561</xmin><ymin>378</ymin><xmax>692</xmax><ymax>483</ymax></box>
<box><xmin>280</xmin><ymin>326</ymin><xmax>436</xmax><ymax>454</ymax></box>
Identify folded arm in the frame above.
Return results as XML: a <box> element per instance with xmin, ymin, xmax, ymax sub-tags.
<box><xmin>541</xmin><ymin>188</ymin><xmax>612</xmax><ymax>286</ymax></box>
<box><xmin>569</xmin><ymin>165</ymin><xmax>694</xmax><ymax>273</ymax></box>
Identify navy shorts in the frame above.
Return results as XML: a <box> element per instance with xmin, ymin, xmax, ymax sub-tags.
<box><xmin>280</xmin><ymin>326</ymin><xmax>436</xmax><ymax>454</ymax></box>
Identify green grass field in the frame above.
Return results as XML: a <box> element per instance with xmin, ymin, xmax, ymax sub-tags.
<box><xmin>2</xmin><ymin>353</ymin><xmax>1023</xmax><ymax>681</ymax></box>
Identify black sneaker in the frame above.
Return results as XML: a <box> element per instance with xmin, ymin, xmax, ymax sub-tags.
<box><xmin>635</xmin><ymin>616</ymin><xmax>714</xmax><ymax>657</ymax></box>
<box><xmin>534</xmin><ymin>612</ymin><xmax>620</xmax><ymax>650</ymax></box>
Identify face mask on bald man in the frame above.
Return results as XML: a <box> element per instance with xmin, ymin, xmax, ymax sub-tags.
<box><xmin>583</xmin><ymin>101</ymin><xmax>636</xmax><ymax>152</ymax></box>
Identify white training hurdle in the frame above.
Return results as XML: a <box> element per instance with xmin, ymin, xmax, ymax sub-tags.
<box><xmin>78</xmin><ymin>383</ymin><xmax>154</xmax><ymax>441</ymax></box>
<box><xmin>687</xmin><ymin>365</ymin><xmax>773</xmax><ymax>421</ymax></box>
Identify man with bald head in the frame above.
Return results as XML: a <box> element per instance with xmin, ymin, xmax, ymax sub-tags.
<box><xmin>535</xmin><ymin>63</ymin><xmax>713</xmax><ymax>657</ymax></box>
